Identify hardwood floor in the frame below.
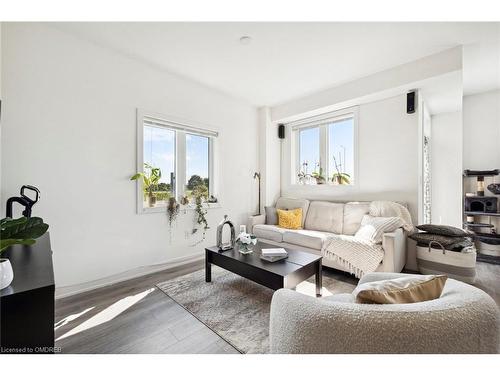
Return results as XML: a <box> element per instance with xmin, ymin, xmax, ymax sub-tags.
<box><xmin>55</xmin><ymin>260</ymin><xmax>239</xmax><ymax>354</ymax></box>
<box><xmin>55</xmin><ymin>260</ymin><xmax>500</xmax><ymax>354</ymax></box>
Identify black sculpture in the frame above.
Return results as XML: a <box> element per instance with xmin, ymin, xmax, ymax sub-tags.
<box><xmin>5</xmin><ymin>185</ymin><xmax>40</xmax><ymax>218</ymax></box>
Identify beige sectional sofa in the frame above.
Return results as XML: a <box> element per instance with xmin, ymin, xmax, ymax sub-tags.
<box><xmin>248</xmin><ymin>197</ymin><xmax>406</xmax><ymax>274</ymax></box>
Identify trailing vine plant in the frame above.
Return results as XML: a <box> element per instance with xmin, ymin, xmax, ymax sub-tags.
<box><xmin>166</xmin><ymin>197</ymin><xmax>180</xmax><ymax>244</ymax></box>
<box><xmin>191</xmin><ymin>185</ymin><xmax>209</xmax><ymax>245</ymax></box>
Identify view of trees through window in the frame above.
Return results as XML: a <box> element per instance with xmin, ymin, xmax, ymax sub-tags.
<box><xmin>141</xmin><ymin>124</ymin><xmax>210</xmax><ymax>208</ymax></box>
<box><xmin>185</xmin><ymin>133</ymin><xmax>210</xmax><ymax>199</ymax></box>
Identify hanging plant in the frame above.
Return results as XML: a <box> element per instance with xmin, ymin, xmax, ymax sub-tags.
<box><xmin>180</xmin><ymin>195</ymin><xmax>190</xmax><ymax>215</ymax></box>
<box><xmin>191</xmin><ymin>185</ymin><xmax>209</xmax><ymax>242</ymax></box>
<box><xmin>167</xmin><ymin>197</ymin><xmax>180</xmax><ymax>228</ymax></box>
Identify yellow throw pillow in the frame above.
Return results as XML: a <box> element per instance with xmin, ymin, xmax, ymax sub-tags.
<box><xmin>354</xmin><ymin>274</ymin><xmax>447</xmax><ymax>304</ymax></box>
<box><xmin>277</xmin><ymin>208</ymin><xmax>302</xmax><ymax>230</ymax></box>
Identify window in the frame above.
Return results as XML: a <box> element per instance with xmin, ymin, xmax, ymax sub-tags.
<box><xmin>185</xmin><ymin>133</ymin><xmax>210</xmax><ymax>200</ymax></box>
<box><xmin>328</xmin><ymin>117</ymin><xmax>355</xmax><ymax>185</ymax></box>
<box><xmin>137</xmin><ymin>111</ymin><xmax>217</xmax><ymax>212</ymax></box>
<box><xmin>298</xmin><ymin>126</ymin><xmax>320</xmax><ymax>177</ymax></box>
<box><xmin>293</xmin><ymin>108</ymin><xmax>357</xmax><ymax>185</ymax></box>
<box><xmin>143</xmin><ymin>125</ymin><xmax>176</xmax><ymax>207</ymax></box>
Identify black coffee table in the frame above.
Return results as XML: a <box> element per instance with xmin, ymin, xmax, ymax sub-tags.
<box><xmin>205</xmin><ymin>242</ymin><xmax>323</xmax><ymax>296</ymax></box>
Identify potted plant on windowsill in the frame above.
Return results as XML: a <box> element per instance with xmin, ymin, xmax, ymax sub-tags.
<box><xmin>130</xmin><ymin>163</ymin><xmax>162</xmax><ymax>207</ymax></box>
<box><xmin>312</xmin><ymin>166</ymin><xmax>326</xmax><ymax>185</ymax></box>
<box><xmin>331</xmin><ymin>155</ymin><xmax>351</xmax><ymax>185</ymax></box>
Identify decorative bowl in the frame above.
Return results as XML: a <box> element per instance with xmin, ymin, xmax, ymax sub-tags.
<box><xmin>487</xmin><ymin>183</ymin><xmax>500</xmax><ymax>195</ymax></box>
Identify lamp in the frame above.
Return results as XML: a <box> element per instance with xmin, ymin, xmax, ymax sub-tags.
<box><xmin>253</xmin><ymin>172</ymin><xmax>261</xmax><ymax>215</ymax></box>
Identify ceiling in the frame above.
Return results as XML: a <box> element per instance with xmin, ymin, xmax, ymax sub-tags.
<box><xmin>54</xmin><ymin>22</ymin><xmax>500</xmax><ymax>107</ymax></box>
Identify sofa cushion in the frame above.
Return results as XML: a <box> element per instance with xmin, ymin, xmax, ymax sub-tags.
<box><xmin>276</xmin><ymin>197</ymin><xmax>310</xmax><ymax>227</ymax></box>
<box><xmin>282</xmin><ymin>229</ymin><xmax>331</xmax><ymax>250</ymax></box>
<box><xmin>355</xmin><ymin>215</ymin><xmax>403</xmax><ymax>244</ymax></box>
<box><xmin>277</xmin><ymin>208</ymin><xmax>303</xmax><ymax>229</ymax></box>
<box><xmin>253</xmin><ymin>225</ymin><xmax>286</xmax><ymax>243</ymax></box>
<box><xmin>265</xmin><ymin>206</ymin><xmax>278</xmax><ymax>225</ymax></box>
<box><xmin>304</xmin><ymin>201</ymin><xmax>344</xmax><ymax>234</ymax></box>
<box><xmin>343</xmin><ymin>202</ymin><xmax>370</xmax><ymax>235</ymax></box>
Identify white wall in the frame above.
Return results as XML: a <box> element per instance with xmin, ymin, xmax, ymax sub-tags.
<box><xmin>280</xmin><ymin>94</ymin><xmax>419</xmax><ymax>222</ymax></box>
<box><xmin>463</xmin><ymin>90</ymin><xmax>500</xmax><ymax>170</ymax></box>
<box><xmin>258</xmin><ymin>107</ymin><xmax>281</xmax><ymax>213</ymax></box>
<box><xmin>1</xmin><ymin>23</ymin><xmax>259</xmax><ymax>291</ymax></box>
<box><xmin>431</xmin><ymin>111</ymin><xmax>463</xmax><ymax>227</ymax></box>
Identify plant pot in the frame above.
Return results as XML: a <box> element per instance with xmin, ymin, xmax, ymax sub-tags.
<box><xmin>0</xmin><ymin>259</ymin><xmax>14</xmax><ymax>290</ymax></box>
<box><xmin>237</xmin><ymin>243</ymin><xmax>254</xmax><ymax>255</ymax></box>
<box><xmin>148</xmin><ymin>195</ymin><xmax>157</xmax><ymax>207</ymax></box>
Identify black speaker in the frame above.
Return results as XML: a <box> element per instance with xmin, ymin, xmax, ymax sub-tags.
<box><xmin>407</xmin><ymin>91</ymin><xmax>416</xmax><ymax>114</ymax></box>
<box><xmin>278</xmin><ymin>124</ymin><xmax>285</xmax><ymax>139</ymax></box>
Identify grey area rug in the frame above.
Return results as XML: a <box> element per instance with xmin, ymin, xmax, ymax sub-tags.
<box><xmin>157</xmin><ymin>266</ymin><xmax>356</xmax><ymax>353</ymax></box>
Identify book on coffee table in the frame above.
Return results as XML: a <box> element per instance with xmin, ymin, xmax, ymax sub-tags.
<box><xmin>260</xmin><ymin>254</ymin><xmax>288</xmax><ymax>262</ymax></box>
<box><xmin>261</xmin><ymin>248</ymin><xmax>288</xmax><ymax>257</ymax></box>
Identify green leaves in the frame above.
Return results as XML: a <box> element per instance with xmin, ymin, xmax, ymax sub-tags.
<box><xmin>332</xmin><ymin>172</ymin><xmax>351</xmax><ymax>185</ymax></box>
<box><xmin>130</xmin><ymin>173</ymin><xmax>144</xmax><ymax>181</ymax></box>
<box><xmin>130</xmin><ymin>163</ymin><xmax>162</xmax><ymax>194</ymax></box>
<box><xmin>0</xmin><ymin>216</ymin><xmax>49</xmax><ymax>253</ymax></box>
<box><xmin>0</xmin><ymin>239</ymin><xmax>36</xmax><ymax>252</ymax></box>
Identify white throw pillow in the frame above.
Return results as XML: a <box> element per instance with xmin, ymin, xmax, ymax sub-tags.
<box><xmin>354</xmin><ymin>215</ymin><xmax>402</xmax><ymax>244</ymax></box>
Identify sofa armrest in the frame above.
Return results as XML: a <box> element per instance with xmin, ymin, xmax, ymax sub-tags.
<box><xmin>247</xmin><ymin>214</ymin><xmax>265</xmax><ymax>234</ymax></box>
<box><xmin>381</xmin><ymin>228</ymin><xmax>406</xmax><ymax>273</ymax></box>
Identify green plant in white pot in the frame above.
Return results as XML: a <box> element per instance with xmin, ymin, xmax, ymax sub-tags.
<box><xmin>0</xmin><ymin>216</ymin><xmax>49</xmax><ymax>290</ymax></box>
<box><xmin>130</xmin><ymin>163</ymin><xmax>162</xmax><ymax>207</ymax></box>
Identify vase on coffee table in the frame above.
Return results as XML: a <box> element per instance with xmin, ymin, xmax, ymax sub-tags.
<box><xmin>238</xmin><ymin>242</ymin><xmax>254</xmax><ymax>254</ymax></box>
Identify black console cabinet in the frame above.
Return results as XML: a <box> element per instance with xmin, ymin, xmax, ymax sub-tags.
<box><xmin>0</xmin><ymin>233</ymin><xmax>55</xmax><ymax>354</ymax></box>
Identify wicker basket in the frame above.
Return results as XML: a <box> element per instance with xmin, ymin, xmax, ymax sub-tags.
<box><xmin>416</xmin><ymin>241</ymin><xmax>476</xmax><ymax>284</ymax></box>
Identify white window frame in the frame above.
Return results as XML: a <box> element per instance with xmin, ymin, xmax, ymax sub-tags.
<box><xmin>291</xmin><ymin>107</ymin><xmax>359</xmax><ymax>186</ymax></box>
<box><xmin>136</xmin><ymin>109</ymin><xmax>218</xmax><ymax>214</ymax></box>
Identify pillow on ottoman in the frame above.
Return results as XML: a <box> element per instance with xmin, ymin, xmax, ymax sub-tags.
<box><xmin>416</xmin><ymin>224</ymin><xmax>472</xmax><ymax>237</ymax></box>
<box><xmin>408</xmin><ymin>232</ymin><xmax>466</xmax><ymax>247</ymax></box>
<box><xmin>354</xmin><ymin>274</ymin><xmax>447</xmax><ymax>304</ymax></box>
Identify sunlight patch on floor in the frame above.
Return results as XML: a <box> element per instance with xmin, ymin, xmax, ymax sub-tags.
<box><xmin>56</xmin><ymin>288</ymin><xmax>155</xmax><ymax>341</ymax></box>
<box><xmin>55</xmin><ymin>307</ymin><xmax>95</xmax><ymax>330</ymax></box>
<box><xmin>295</xmin><ymin>281</ymin><xmax>333</xmax><ymax>297</ymax></box>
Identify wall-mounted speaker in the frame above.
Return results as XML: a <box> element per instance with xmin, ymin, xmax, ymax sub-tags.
<box><xmin>407</xmin><ymin>91</ymin><xmax>416</xmax><ymax>114</ymax></box>
<box><xmin>278</xmin><ymin>124</ymin><xmax>285</xmax><ymax>139</ymax></box>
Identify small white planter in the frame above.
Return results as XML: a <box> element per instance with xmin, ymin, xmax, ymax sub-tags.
<box><xmin>0</xmin><ymin>259</ymin><xmax>14</xmax><ymax>290</ymax></box>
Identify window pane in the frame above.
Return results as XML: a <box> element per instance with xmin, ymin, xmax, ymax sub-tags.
<box><xmin>328</xmin><ymin>118</ymin><xmax>354</xmax><ymax>185</ymax></box>
<box><xmin>143</xmin><ymin>125</ymin><xmax>175</xmax><ymax>208</ymax></box>
<box><xmin>298</xmin><ymin>127</ymin><xmax>320</xmax><ymax>178</ymax></box>
<box><xmin>185</xmin><ymin>133</ymin><xmax>209</xmax><ymax>201</ymax></box>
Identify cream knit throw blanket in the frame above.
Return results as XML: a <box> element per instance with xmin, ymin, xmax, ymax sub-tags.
<box><xmin>322</xmin><ymin>201</ymin><xmax>413</xmax><ymax>277</ymax></box>
<box><xmin>322</xmin><ymin>235</ymin><xmax>384</xmax><ymax>278</ymax></box>
<box><xmin>369</xmin><ymin>201</ymin><xmax>414</xmax><ymax>232</ymax></box>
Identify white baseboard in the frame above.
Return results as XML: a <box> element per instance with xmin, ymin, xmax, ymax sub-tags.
<box><xmin>55</xmin><ymin>253</ymin><xmax>204</xmax><ymax>299</ymax></box>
